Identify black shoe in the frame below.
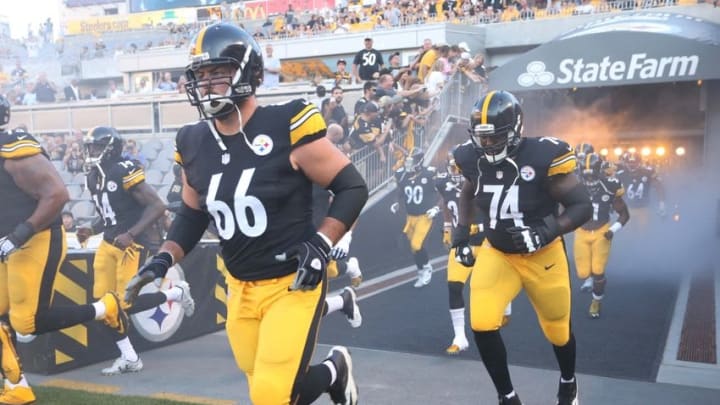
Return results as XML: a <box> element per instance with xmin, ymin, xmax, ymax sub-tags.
<box><xmin>340</xmin><ymin>287</ymin><xmax>362</xmax><ymax>328</ymax></box>
<box><xmin>327</xmin><ymin>346</ymin><xmax>358</xmax><ymax>405</ymax></box>
<box><xmin>498</xmin><ymin>393</ymin><xmax>523</xmax><ymax>405</ymax></box>
<box><xmin>557</xmin><ymin>379</ymin><xmax>578</xmax><ymax>405</ymax></box>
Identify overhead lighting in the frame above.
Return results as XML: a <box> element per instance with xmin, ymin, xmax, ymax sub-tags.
<box><xmin>614</xmin><ymin>147</ymin><xmax>623</xmax><ymax>156</ymax></box>
<box><xmin>656</xmin><ymin>146</ymin><xmax>666</xmax><ymax>157</ymax></box>
<box><xmin>675</xmin><ymin>146</ymin><xmax>686</xmax><ymax>156</ymax></box>
<box><xmin>641</xmin><ymin>146</ymin><xmax>651</xmax><ymax>157</ymax></box>
<box><xmin>600</xmin><ymin>148</ymin><xmax>609</xmax><ymax>156</ymax></box>
<box><xmin>628</xmin><ymin>147</ymin><xmax>636</xmax><ymax>153</ymax></box>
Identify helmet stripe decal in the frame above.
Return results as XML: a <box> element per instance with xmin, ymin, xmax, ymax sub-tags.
<box><xmin>194</xmin><ymin>27</ymin><xmax>208</xmax><ymax>55</ymax></box>
<box><xmin>480</xmin><ymin>90</ymin><xmax>496</xmax><ymax>124</ymax></box>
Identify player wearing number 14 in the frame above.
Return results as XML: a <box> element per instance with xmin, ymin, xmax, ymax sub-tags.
<box><xmin>453</xmin><ymin>90</ymin><xmax>591</xmax><ymax>405</ymax></box>
<box><xmin>124</xmin><ymin>23</ymin><xmax>367</xmax><ymax>405</ymax></box>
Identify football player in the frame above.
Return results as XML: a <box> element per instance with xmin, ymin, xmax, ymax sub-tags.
<box><xmin>124</xmin><ymin>23</ymin><xmax>366</xmax><ymax>405</ymax></box>
<box><xmin>574</xmin><ymin>153</ymin><xmax>630</xmax><ymax>318</ymax></box>
<box><xmin>81</xmin><ymin>126</ymin><xmax>195</xmax><ymax>375</ymax></box>
<box><xmin>453</xmin><ymin>91</ymin><xmax>591</xmax><ymax>405</ymax></box>
<box><xmin>391</xmin><ymin>147</ymin><xmax>439</xmax><ymax>288</ymax></box>
<box><xmin>615</xmin><ymin>151</ymin><xmax>666</xmax><ymax>227</ymax></box>
<box><xmin>0</xmin><ymin>95</ymin><xmax>129</xmax><ymax>405</ymax></box>
<box><xmin>573</xmin><ymin>142</ymin><xmax>594</xmax><ymax>176</ymax></box>
<box><xmin>437</xmin><ymin>151</ymin><xmax>509</xmax><ymax>355</ymax></box>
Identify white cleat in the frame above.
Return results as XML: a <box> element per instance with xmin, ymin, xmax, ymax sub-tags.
<box><xmin>101</xmin><ymin>357</ymin><xmax>143</xmax><ymax>376</ymax></box>
<box><xmin>413</xmin><ymin>265</ymin><xmax>433</xmax><ymax>288</ymax></box>
<box><xmin>175</xmin><ymin>280</ymin><xmax>195</xmax><ymax>317</ymax></box>
<box><xmin>580</xmin><ymin>278</ymin><xmax>593</xmax><ymax>293</ymax></box>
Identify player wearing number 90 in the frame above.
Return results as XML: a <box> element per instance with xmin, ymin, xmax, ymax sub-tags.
<box><xmin>453</xmin><ymin>90</ymin><xmax>591</xmax><ymax>405</ymax></box>
<box><xmin>124</xmin><ymin>23</ymin><xmax>367</xmax><ymax>405</ymax></box>
<box><xmin>82</xmin><ymin>126</ymin><xmax>196</xmax><ymax>376</ymax></box>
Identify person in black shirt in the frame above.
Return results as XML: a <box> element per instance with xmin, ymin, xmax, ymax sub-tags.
<box><xmin>352</xmin><ymin>38</ymin><xmax>384</xmax><ymax>83</ymax></box>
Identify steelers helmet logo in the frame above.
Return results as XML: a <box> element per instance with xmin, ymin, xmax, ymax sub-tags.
<box><xmin>252</xmin><ymin>134</ymin><xmax>273</xmax><ymax>156</ymax></box>
<box><xmin>130</xmin><ymin>264</ymin><xmax>189</xmax><ymax>342</ymax></box>
<box><xmin>107</xmin><ymin>181</ymin><xmax>118</xmax><ymax>192</ymax></box>
<box><xmin>520</xmin><ymin>165</ymin><xmax>536</xmax><ymax>181</ymax></box>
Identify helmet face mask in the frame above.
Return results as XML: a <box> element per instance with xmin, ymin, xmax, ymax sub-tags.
<box><xmin>469</xmin><ymin>91</ymin><xmax>522</xmax><ymax>165</ymax></box>
<box><xmin>185</xmin><ymin>23</ymin><xmax>263</xmax><ymax>120</ymax></box>
<box><xmin>581</xmin><ymin>153</ymin><xmax>603</xmax><ymax>192</ymax></box>
<box><xmin>404</xmin><ymin>147</ymin><xmax>424</xmax><ymax>173</ymax></box>
<box><xmin>625</xmin><ymin>152</ymin><xmax>641</xmax><ymax>171</ymax></box>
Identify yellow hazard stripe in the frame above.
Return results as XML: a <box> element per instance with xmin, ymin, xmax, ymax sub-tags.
<box><xmin>40</xmin><ymin>379</ymin><xmax>121</xmax><ymax>394</ymax></box>
<box><xmin>480</xmin><ymin>90</ymin><xmax>496</xmax><ymax>124</ymax></box>
<box><xmin>150</xmin><ymin>393</ymin><xmax>237</xmax><ymax>405</ymax></box>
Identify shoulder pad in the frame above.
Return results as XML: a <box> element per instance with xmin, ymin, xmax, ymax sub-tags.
<box><xmin>114</xmin><ymin>160</ymin><xmax>145</xmax><ymax>190</ymax></box>
<box><xmin>0</xmin><ymin>130</ymin><xmax>43</xmax><ymax>160</ymax></box>
<box><xmin>287</xmin><ymin>98</ymin><xmax>326</xmax><ymax>148</ymax></box>
<box><xmin>535</xmin><ymin>137</ymin><xmax>575</xmax><ymax>177</ymax></box>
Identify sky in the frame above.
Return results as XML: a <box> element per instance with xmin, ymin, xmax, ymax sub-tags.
<box><xmin>0</xmin><ymin>0</ymin><xmax>61</xmax><ymax>39</ymax></box>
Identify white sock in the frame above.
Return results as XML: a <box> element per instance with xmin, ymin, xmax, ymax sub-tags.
<box><xmin>325</xmin><ymin>295</ymin><xmax>344</xmax><ymax>316</ymax></box>
<box><xmin>449</xmin><ymin>308</ymin><xmax>466</xmax><ymax>340</ymax></box>
<box><xmin>5</xmin><ymin>375</ymin><xmax>29</xmax><ymax>388</ymax></box>
<box><xmin>561</xmin><ymin>376</ymin><xmax>575</xmax><ymax>383</ymax></box>
<box><xmin>504</xmin><ymin>390</ymin><xmax>517</xmax><ymax>399</ymax></box>
<box><xmin>164</xmin><ymin>286</ymin><xmax>183</xmax><ymax>302</ymax></box>
<box><xmin>116</xmin><ymin>337</ymin><xmax>139</xmax><ymax>362</ymax></box>
<box><xmin>93</xmin><ymin>301</ymin><xmax>106</xmax><ymax>320</ymax></box>
<box><xmin>323</xmin><ymin>360</ymin><xmax>337</xmax><ymax>385</ymax></box>
<box><xmin>346</xmin><ymin>258</ymin><xmax>361</xmax><ymax>279</ymax></box>
<box><xmin>504</xmin><ymin>302</ymin><xmax>512</xmax><ymax>316</ymax></box>
<box><xmin>592</xmin><ymin>293</ymin><xmax>604</xmax><ymax>301</ymax></box>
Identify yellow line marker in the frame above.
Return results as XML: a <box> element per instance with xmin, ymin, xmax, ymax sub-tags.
<box><xmin>150</xmin><ymin>392</ymin><xmax>237</xmax><ymax>405</ymax></box>
<box><xmin>40</xmin><ymin>378</ymin><xmax>120</xmax><ymax>394</ymax></box>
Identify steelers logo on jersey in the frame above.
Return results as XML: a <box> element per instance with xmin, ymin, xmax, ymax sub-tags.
<box><xmin>107</xmin><ymin>181</ymin><xmax>118</xmax><ymax>192</ymax></box>
<box><xmin>520</xmin><ymin>165</ymin><xmax>535</xmax><ymax>181</ymax></box>
<box><xmin>601</xmin><ymin>194</ymin><xmax>610</xmax><ymax>202</ymax></box>
<box><xmin>252</xmin><ymin>134</ymin><xmax>274</xmax><ymax>156</ymax></box>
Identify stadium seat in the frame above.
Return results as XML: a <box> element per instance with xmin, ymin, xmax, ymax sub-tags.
<box><xmin>162</xmin><ymin>171</ymin><xmax>176</xmax><ymax>185</ymax></box>
<box><xmin>67</xmin><ymin>184</ymin><xmax>84</xmax><ymax>200</ymax></box>
<box><xmin>71</xmin><ymin>172</ymin><xmax>86</xmax><ymax>185</ymax></box>
<box><xmin>156</xmin><ymin>185</ymin><xmax>172</xmax><ymax>204</ymax></box>
<box><xmin>59</xmin><ymin>170</ymin><xmax>74</xmax><ymax>183</ymax></box>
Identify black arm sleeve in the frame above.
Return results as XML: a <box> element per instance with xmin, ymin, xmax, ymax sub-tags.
<box><xmin>326</xmin><ymin>163</ymin><xmax>369</xmax><ymax>229</ymax></box>
<box><xmin>166</xmin><ymin>202</ymin><xmax>210</xmax><ymax>255</ymax></box>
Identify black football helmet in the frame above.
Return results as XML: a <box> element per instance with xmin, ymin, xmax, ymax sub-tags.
<box><xmin>575</xmin><ymin>142</ymin><xmax>594</xmax><ymax>161</ymax></box>
<box><xmin>185</xmin><ymin>23</ymin><xmax>264</xmax><ymax>120</ymax></box>
<box><xmin>404</xmin><ymin>147</ymin><xmax>424</xmax><ymax>173</ymax></box>
<box><xmin>624</xmin><ymin>151</ymin><xmax>642</xmax><ymax>171</ymax></box>
<box><xmin>0</xmin><ymin>95</ymin><xmax>10</xmax><ymax>128</ymax></box>
<box><xmin>581</xmin><ymin>152</ymin><xmax>604</xmax><ymax>192</ymax></box>
<box><xmin>469</xmin><ymin>91</ymin><xmax>523</xmax><ymax>165</ymax></box>
<box><xmin>83</xmin><ymin>126</ymin><xmax>123</xmax><ymax>168</ymax></box>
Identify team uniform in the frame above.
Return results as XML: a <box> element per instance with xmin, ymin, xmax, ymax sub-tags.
<box><xmin>394</xmin><ymin>162</ymin><xmax>438</xmax><ymax>287</ymax></box>
<box><xmin>615</xmin><ymin>164</ymin><xmax>661</xmax><ymax>227</ymax></box>
<box><xmin>454</xmin><ymin>137</ymin><xmax>576</xmax><ymax>344</ymax></box>
<box><xmin>176</xmin><ymin>98</ymin><xmax>335</xmax><ymax>403</ymax></box>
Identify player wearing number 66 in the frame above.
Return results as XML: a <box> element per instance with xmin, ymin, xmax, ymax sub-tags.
<box><xmin>452</xmin><ymin>90</ymin><xmax>591</xmax><ymax>405</ymax></box>
<box><xmin>125</xmin><ymin>23</ymin><xmax>367</xmax><ymax>405</ymax></box>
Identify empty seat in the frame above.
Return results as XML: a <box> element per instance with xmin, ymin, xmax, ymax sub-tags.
<box><xmin>67</xmin><ymin>184</ymin><xmax>84</xmax><ymax>200</ymax></box>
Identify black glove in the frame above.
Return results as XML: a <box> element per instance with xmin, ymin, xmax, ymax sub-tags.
<box><xmin>451</xmin><ymin>224</ymin><xmax>475</xmax><ymax>267</ymax></box>
<box><xmin>506</xmin><ymin>216</ymin><xmax>559</xmax><ymax>253</ymax></box>
<box><xmin>275</xmin><ymin>233</ymin><xmax>331</xmax><ymax>291</ymax></box>
<box><xmin>603</xmin><ymin>230</ymin><xmax>614</xmax><ymax>240</ymax></box>
<box><xmin>0</xmin><ymin>222</ymin><xmax>34</xmax><ymax>263</ymax></box>
<box><xmin>125</xmin><ymin>252</ymin><xmax>172</xmax><ymax>304</ymax></box>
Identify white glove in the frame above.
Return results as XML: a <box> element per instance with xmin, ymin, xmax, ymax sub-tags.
<box><xmin>0</xmin><ymin>236</ymin><xmax>18</xmax><ymax>263</ymax></box>
<box><xmin>426</xmin><ymin>206</ymin><xmax>440</xmax><ymax>219</ymax></box>
<box><xmin>657</xmin><ymin>201</ymin><xmax>667</xmax><ymax>217</ymax></box>
<box><xmin>330</xmin><ymin>231</ymin><xmax>352</xmax><ymax>260</ymax></box>
<box><xmin>390</xmin><ymin>202</ymin><xmax>399</xmax><ymax>214</ymax></box>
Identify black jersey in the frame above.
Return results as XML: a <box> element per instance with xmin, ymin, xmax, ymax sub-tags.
<box><xmin>584</xmin><ymin>177</ymin><xmax>624</xmax><ymax>229</ymax></box>
<box><xmin>0</xmin><ymin>130</ymin><xmax>61</xmax><ymax>235</ymax></box>
<box><xmin>436</xmin><ymin>172</ymin><xmax>485</xmax><ymax>245</ymax></box>
<box><xmin>353</xmin><ymin>48</ymin><xmax>384</xmax><ymax>81</ymax></box>
<box><xmin>615</xmin><ymin>165</ymin><xmax>658</xmax><ymax>208</ymax></box>
<box><xmin>86</xmin><ymin>160</ymin><xmax>146</xmax><ymax>244</ymax></box>
<box><xmin>454</xmin><ymin>137</ymin><xmax>576</xmax><ymax>254</ymax></box>
<box><xmin>175</xmin><ymin>99</ymin><xmax>326</xmax><ymax>281</ymax></box>
<box><xmin>394</xmin><ymin>166</ymin><xmax>437</xmax><ymax>216</ymax></box>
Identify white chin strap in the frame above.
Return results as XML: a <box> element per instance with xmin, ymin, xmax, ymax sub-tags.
<box><xmin>485</xmin><ymin>146</ymin><xmax>507</xmax><ymax>165</ymax></box>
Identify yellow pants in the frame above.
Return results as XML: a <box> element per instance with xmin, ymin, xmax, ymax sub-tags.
<box><xmin>573</xmin><ymin>224</ymin><xmax>612</xmax><ymax>279</ymax></box>
<box><xmin>470</xmin><ymin>239</ymin><xmax>571</xmax><ymax>346</ymax></box>
<box><xmin>0</xmin><ymin>227</ymin><xmax>66</xmax><ymax>334</ymax></box>
<box><xmin>226</xmin><ymin>272</ymin><xmax>326</xmax><ymax>405</ymax></box>
<box><xmin>92</xmin><ymin>240</ymin><xmax>148</xmax><ymax>307</ymax></box>
<box><xmin>403</xmin><ymin>214</ymin><xmax>434</xmax><ymax>253</ymax></box>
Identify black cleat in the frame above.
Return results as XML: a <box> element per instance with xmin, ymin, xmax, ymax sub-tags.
<box><xmin>498</xmin><ymin>393</ymin><xmax>523</xmax><ymax>404</ymax></box>
<box><xmin>327</xmin><ymin>346</ymin><xmax>358</xmax><ymax>405</ymax></box>
<box><xmin>557</xmin><ymin>379</ymin><xmax>579</xmax><ymax>405</ymax></box>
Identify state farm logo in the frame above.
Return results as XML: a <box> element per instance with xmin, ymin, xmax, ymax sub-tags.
<box><xmin>518</xmin><ymin>53</ymin><xmax>699</xmax><ymax>87</ymax></box>
<box><xmin>517</xmin><ymin>61</ymin><xmax>555</xmax><ymax>87</ymax></box>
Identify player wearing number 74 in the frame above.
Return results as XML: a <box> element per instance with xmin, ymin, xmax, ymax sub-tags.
<box><xmin>124</xmin><ymin>23</ymin><xmax>367</xmax><ymax>405</ymax></box>
<box><xmin>452</xmin><ymin>90</ymin><xmax>591</xmax><ymax>405</ymax></box>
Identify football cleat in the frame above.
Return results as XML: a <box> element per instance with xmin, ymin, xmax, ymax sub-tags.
<box><xmin>445</xmin><ymin>336</ymin><xmax>469</xmax><ymax>355</ymax></box>
<box><xmin>101</xmin><ymin>357</ymin><xmax>144</xmax><ymax>376</ymax></box>
<box><xmin>100</xmin><ymin>292</ymin><xmax>129</xmax><ymax>335</ymax></box>
<box><xmin>175</xmin><ymin>280</ymin><xmax>196</xmax><ymax>317</ymax></box>
<box><xmin>327</xmin><ymin>346</ymin><xmax>358</xmax><ymax>405</ymax></box>
<box><xmin>589</xmin><ymin>299</ymin><xmax>601</xmax><ymax>319</ymax></box>
<box><xmin>498</xmin><ymin>393</ymin><xmax>523</xmax><ymax>404</ymax></box>
<box><xmin>557</xmin><ymin>379</ymin><xmax>579</xmax><ymax>405</ymax></box>
<box><xmin>340</xmin><ymin>287</ymin><xmax>362</xmax><ymax>328</ymax></box>
<box><xmin>0</xmin><ymin>385</ymin><xmax>36</xmax><ymax>405</ymax></box>
<box><xmin>346</xmin><ymin>257</ymin><xmax>363</xmax><ymax>288</ymax></box>
<box><xmin>580</xmin><ymin>278</ymin><xmax>593</xmax><ymax>293</ymax></box>
<box><xmin>0</xmin><ymin>322</ymin><xmax>22</xmax><ymax>384</ymax></box>
<box><xmin>413</xmin><ymin>265</ymin><xmax>432</xmax><ymax>288</ymax></box>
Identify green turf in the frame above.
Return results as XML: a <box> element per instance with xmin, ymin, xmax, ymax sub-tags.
<box><xmin>31</xmin><ymin>386</ymin><xmax>200</xmax><ymax>404</ymax></box>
